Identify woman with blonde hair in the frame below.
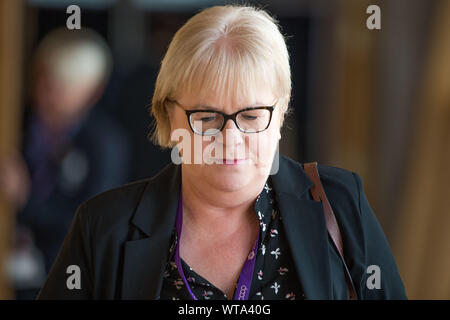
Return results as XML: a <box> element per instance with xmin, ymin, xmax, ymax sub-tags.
<box><xmin>37</xmin><ymin>5</ymin><xmax>406</xmax><ymax>300</ymax></box>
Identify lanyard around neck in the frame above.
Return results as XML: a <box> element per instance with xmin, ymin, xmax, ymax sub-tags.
<box><xmin>174</xmin><ymin>190</ymin><xmax>260</xmax><ymax>300</ymax></box>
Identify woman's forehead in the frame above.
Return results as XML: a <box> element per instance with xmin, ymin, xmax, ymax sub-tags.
<box><xmin>177</xmin><ymin>88</ymin><xmax>276</xmax><ymax>110</ymax></box>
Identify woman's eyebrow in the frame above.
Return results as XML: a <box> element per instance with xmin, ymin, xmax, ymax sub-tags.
<box><xmin>191</xmin><ymin>102</ymin><xmax>271</xmax><ymax>110</ymax></box>
<box><xmin>191</xmin><ymin>104</ymin><xmax>222</xmax><ymax>111</ymax></box>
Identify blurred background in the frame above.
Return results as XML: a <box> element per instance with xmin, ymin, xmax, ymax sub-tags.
<box><xmin>0</xmin><ymin>0</ymin><xmax>449</xmax><ymax>299</ymax></box>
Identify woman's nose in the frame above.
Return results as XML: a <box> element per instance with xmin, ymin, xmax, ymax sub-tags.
<box><xmin>217</xmin><ymin>119</ymin><xmax>244</xmax><ymax>146</ymax></box>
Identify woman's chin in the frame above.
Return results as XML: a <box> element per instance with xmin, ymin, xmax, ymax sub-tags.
<box><xmin>205</xmin><ymin>167</ymin><xmax>253</xmax><ymax>191</ymax></box>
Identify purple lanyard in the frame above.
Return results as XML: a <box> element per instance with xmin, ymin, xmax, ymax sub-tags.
<box><xmin>174</xmin><ymin>190</ymin><xmax>260</xmax><ymax>300</ymax></box>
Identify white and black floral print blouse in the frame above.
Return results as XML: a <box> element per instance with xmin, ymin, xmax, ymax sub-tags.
<box><xmin>160</xmin><ymin>177</ymin><xmax>305</xmax><ymax>300</ymax></box>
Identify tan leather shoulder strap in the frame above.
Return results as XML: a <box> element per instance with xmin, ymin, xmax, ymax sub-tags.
<box><xmin>303</xmin><ymin>161</ymin><xmax>357</xmax><ymax>300</ymax></box>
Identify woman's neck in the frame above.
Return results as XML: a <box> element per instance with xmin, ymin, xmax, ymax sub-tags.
<box><xmin>180</xmin><ymin>169</ymin><xmax>265</xmax><ymax>239</ymax></box>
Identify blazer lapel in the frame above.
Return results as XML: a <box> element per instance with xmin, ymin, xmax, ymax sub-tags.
<box><xmin>272</xmin><ymin>155</ymin><xmax>333</xmax><ymax>299</ymax></box>
<box><xmin>121</xmin><ymin>163</ymin><xmax>181</xmax><ymax>299</ymax></box>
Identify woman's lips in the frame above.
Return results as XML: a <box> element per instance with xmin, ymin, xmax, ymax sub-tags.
<box><xmin>216</xmin><ymin>158</ymin><xmax>248</xmax><ymax>165</ymax></box>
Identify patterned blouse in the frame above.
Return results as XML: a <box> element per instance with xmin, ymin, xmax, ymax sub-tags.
<box><xmin>159</xmin><ymin>177</ymin><xmax>305</xmax><ymax>300</ymax></box>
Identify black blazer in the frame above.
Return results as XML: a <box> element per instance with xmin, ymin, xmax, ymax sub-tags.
<box><xmin>36</xmin><ymin>155</ymin><xmax>407</xmax><ymax>300</ymax></box>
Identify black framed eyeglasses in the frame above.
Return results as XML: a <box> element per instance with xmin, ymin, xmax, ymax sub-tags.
<box><xmin>166</xmin><ymin>99</ymin><xmax>276</xmax><ymax>136</ymax></box>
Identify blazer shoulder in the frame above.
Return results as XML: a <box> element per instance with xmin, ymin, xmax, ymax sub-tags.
<box><xmin>76</xmin><ymin>178</ymin><xmax>151</xmax><ymax>227</ymax></box>
<box><xmin>282</xmin><ymin>155</ymin><xmax>357</xmax><ymax>186</ymax></box>
<box><xmin>315</xmin><ymin>163</ymin><xmax>360</xmax><ymax>197</ymax></box>
<box><xmin>317</xmin><ymin>164</ymin><xmax>361</xmax><ymax>206</ymax></box>
<box><xmin>278</xmin><ymin>155</ymin><xmax>360</xmax><ymax>200</ymax></box>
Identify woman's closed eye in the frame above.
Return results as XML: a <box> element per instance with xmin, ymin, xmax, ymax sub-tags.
<box><xmin>242</xmin><ymin>115</ymin><xmax>258</xmax><ymax>120</ymax></box>
<box><xmin>200</xmin><ymin>115</ymin><xmax>218</xmax><ymax>122</ymax></box>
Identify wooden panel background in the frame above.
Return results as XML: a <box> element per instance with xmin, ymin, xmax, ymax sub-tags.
<box><xmin>393</xmin><ymin>0</ymin><xmax>450</xmax><ymax>299</ymax></box>
<box><xmin>0</xmin><ymin>0</ymin><xmax>24</xmax><ymax>299</ymax></box>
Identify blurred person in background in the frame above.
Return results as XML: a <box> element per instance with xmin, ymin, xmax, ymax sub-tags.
<box><xmin>0</xmin><ymin>27</ymin><xmax>130</xmax><ymax>299</ymax></box>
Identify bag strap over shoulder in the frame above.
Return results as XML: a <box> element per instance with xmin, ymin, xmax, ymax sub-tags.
<box><xmin>303</xmin><ymin>161</ymin><xmax>357</xmax><ymax>300</ymax></box>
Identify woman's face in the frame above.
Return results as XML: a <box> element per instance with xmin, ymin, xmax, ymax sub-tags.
<box><xmin>168</xmin><ymin>89</ymin><xmax>282</xmax><ymax>192</ymax></box>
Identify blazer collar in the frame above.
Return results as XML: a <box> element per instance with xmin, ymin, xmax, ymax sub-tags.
<box><xmin>132</xmin><ymin>162</ymin><xmax>181</xmax><ymax>237</ymax></box>
<box><xmin>121</xmin><ymin>162</ymin><xmax>181</xmax><ymax>299</ymax></box>
<box><xmin>122</xmin><ymin>155</ymin><xmax>333</xmax><ymax>299</ymax></box>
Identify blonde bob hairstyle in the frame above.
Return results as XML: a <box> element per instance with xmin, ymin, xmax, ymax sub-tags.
<box><xmin>150</xmin><ymin>5</ymin><xmax>292</xmax><ymax>148</ymax></box>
